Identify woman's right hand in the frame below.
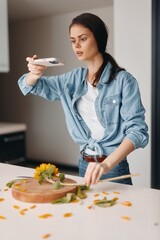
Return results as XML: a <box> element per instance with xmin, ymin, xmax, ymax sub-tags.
<box><xmin>25</xmin><ymin>55</ymin><xmax>47</xmax><ymax>86</ymax></box>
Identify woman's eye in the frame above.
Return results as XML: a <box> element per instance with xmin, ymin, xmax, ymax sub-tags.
<box><xmin>70</xmin><ymin>40</ymin><xmax>75</xmax><ymax>44</ymax></box>
<box><xmin>81</xmin><ymin>37</ymin><xmax>87</xmax><ymax>42</ymax></box>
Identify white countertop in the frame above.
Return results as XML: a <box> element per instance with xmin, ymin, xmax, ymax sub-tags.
<box><xmin>0</xmin><ymin>122</ymin><xmax>27</xmax><ymax>135</ymax></box>
<box><xmin>0</xmin><ymin>163</ymin><xmax>160</xmax><ymax>240</ymax></box>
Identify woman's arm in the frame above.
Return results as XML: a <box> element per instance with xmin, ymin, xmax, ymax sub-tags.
<box><xmin>84</xmin><ymin>138</ymin><xmax>134</xmax><ymax>186</ymax></box>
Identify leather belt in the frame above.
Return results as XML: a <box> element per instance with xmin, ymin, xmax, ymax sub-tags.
<box><xmin>81</xmin><ymin>152</ymin><xmax>107</xmax><ymax>163</ymax></box>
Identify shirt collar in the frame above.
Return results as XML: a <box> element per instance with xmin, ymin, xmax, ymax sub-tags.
<box><xmin>81</xmin><ymin>61</ymin><xmax>112</xmax><ymax>85</ymax></box>
<box><xmin>99</xmin><ymin>62</ymin><xmax>112</xmax><ymax>85</ymax></box>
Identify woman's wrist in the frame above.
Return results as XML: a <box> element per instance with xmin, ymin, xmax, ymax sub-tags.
<box><xmin>26</xmin><ymin>73</ymin><xmax>39</xmax><ymax>86</ymax></box>
<box><xmin>100</xmin><ymin>161</ymin><xmax>111</xmax><ymax>174</ymax></box>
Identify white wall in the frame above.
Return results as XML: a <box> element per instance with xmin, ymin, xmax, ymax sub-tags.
<box><xmin>114</xmin><ymin>0</ymin><xmax>152</xmax><ymax>187</ymax></box>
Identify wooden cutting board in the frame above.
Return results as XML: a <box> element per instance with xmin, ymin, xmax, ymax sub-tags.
<box><xmin>11</xmin><ymin>178</ymin><xmax>77</xmax><ymax>203</ymax></box>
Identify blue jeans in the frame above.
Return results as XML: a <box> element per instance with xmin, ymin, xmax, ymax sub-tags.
<box><xmin>78</xmin><ymin>155</ymin><xmax>132</xmax><ymax>185</ymax></box>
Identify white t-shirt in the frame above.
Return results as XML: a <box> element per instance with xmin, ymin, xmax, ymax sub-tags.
<box><xmin>76</xmin><ymin>82</ymin><xmax>105</xmax><ymax>155</ymax></box>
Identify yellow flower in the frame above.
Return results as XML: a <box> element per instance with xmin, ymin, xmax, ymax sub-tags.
<box><xmin>54</xmin><ymin>167</ymin><xmax>59</xmax><ymax>175</ymax></box>
<box><xmin>34</xmin><ymin>163</ymin><xmax>59</xmax><ymax>182</ymax></box>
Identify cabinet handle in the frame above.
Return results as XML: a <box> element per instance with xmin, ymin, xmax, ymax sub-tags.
<box><xmin>4</xmin><ymin>135</ymin><xmax>24</xmax><ymax>142</ymax></box>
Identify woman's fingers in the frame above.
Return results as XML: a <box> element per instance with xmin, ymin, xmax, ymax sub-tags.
<box><xmin>26</xmin><ymin>55</ymin><xmax>47</xmax><ymax>75</ymax></box>
<box><xmin>91</xmin><ymin>164</ymin><xmax>104</xmax><ymax>184</ymax></box>
<box><xmin>27</xmin><ymin>64</ymin><xmax>46</xmax><ymax>75</ymax></box>
<box><xmin>84</xmin><ymin>162</ymin><xmax>110</xmax><ymax>186</ymax></box>
<box><xmin>84</xmin><ymin>162</ymin><xmax>94</xmax><ymax>186</ymax></box>
<box><xmin>84</xmin><ymin>163</ymin><xmax>102</xmax><ymax>186</ymax></box>
<box><xmin>26</xmin><ymin>55</ymin><xmax>37</xmax><ymax>62</ymax></box>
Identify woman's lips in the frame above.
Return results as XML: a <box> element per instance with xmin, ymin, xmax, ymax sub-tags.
<box><xmin>76</xmin><ymin>51</ymin><xmax>83</xmax><ymax>57</ymax></box>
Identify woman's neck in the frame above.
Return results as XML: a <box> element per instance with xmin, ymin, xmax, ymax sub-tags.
<box><xmin>86</xmin><ymin>54</ymin><xmax>103</xmax><ymax>84</ymax></box>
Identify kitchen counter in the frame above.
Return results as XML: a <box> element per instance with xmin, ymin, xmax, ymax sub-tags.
<box><xmin>0</xmin><ymin>163</ymin><xmax>160</xmax><ymax>240</ymax></box>
<box><xmin>0</xmin><ymin>122</ymin><xmax>26</xmax><ymax>135</ymax></box>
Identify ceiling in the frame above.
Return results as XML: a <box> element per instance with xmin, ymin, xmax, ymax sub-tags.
<box><xmin>8</xmin><ymin>0</ymin><xmax>113</xmax><ymax>22</ymax></box>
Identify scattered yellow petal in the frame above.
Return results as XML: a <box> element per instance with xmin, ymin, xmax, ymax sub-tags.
<box><xmin>13</xmin><ymin>205</ymin><xmax>20</xmax><ymax>209</ymax></box>
<box><xmin>121</xmin><ymin>216</ymin><xmax>131</xmax><ymax>221</ymax></box>
<box><xmin>0</xmin><ymin>215</ymin><xmax>6</xmax><ymax>220</ymax></box>
<box><xmin>14</xmin><ymin>183</ymin><xmax>21</xmax><ymax>189</ymax></box>
<box><xmin>71</xmin><ymin>199</ymin><xmax>80</xmax><ymax>203</ymax></box>
<box><xmin>30</xmin><ymin>205</ymin><xmax>37</xmax><ymax>209</ymax></box>
<box><xmin>20</xmin><ymin>188</ymin><xmax>27</xmax><ymax>192</ymax></box>
<box><xmin>121</xmin><ymin>201</ymin><xmax>132</xmax><ymax>207</ymax></box>
<box><xmin>63</xmin><ymin>212</ymin><xmax>73</xmax><ymax>218</ymax></box>
<box><xmin>113</xmin><ymin>191</ymin><xmax>120</xmax><ymax>194</ymax></box>
<box><xmin>102</xmin><ymin>191</ymin><xmax>109</xmax><ymax>195</ymax></box>
<box><xmin>94</xmin><ymin>193</ymin><xmax>100</xmax><ymax>197</ymax></box>
<box><xmin>42</xmin><ymin>233</ymin><xmax>51</xmax><ymax>239</ymax></box>
<box><xmin>0</xmin><ymin>198</ymin><xmax>4</xmax><ymax>202</ymax></box>
<box><xmin>113</xmin><ymin>197</ymin><xmax>119</xmax><ymax>201</ymax></box>
<box><xmin>4</xmin><ymin>188</ymin><xmax>8</xmax><ymax>192</ymax></box>
<box><xmin>21</xmin><ymin>180</ymin><xmax>27</xmax><ymax>183</ymax></box>
<box><xmin>19</xmin><ymin>210</ymin><xmax>25</xmax><ymax>215</ymax></box>
<box><xmin>38</xmin><ymin>214</ymin><xmax>53</xmax><ymax>219</ymax></box>
<box><xmin>93</xmin><ymin>199</ymin><xmax>100</xmax><ymax>204</ymax></box>
<box><xmin>87</xmin><ymin>205</ymin><xmax>93</xmax><ymax>209</ymax></box>
<box><xmin>21</xmin><ymin>208</ymin><xmax>28</xmax><ymax>212</ymax></box>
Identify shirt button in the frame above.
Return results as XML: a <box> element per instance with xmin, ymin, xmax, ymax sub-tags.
<box><xmin>113</xmin><ymin>99</ymin><xmax>116</xmax><ymax>104</ymax></box>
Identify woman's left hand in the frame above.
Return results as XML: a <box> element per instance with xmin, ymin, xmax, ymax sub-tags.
<box><xmin>84</xmin><ymin>162</ymin><xmax>109</xmax><ymax>186</ymax></box>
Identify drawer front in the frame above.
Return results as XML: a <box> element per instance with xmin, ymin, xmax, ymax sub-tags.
<box><xmin>0</xmin><ymin>131</ymin><xmax>26</xmax><ymax>163</ymax></box>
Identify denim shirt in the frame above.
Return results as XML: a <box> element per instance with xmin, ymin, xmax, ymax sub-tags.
<box><xmin>18</xmin><ymin>62</ymin><xmax>149</xmax><ymax>156</ymax></box>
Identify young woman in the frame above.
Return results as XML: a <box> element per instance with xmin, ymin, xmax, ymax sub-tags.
<box><xmin>18</xmin><ymin>13</ymin><xmax>149</xmax><ymax>186</ymax></box>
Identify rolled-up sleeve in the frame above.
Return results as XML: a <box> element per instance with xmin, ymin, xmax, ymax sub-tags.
<box><xmin>18</xmin><ymin>73</ymin><xmax>35</xmax><ymax>95</ymax></box>
<box><xmin>121</xmin><ymin>74</ymin><xmax>149</xmax><ymax>149</ymax></box>
<box><xmin>18</xmin><ymin>73</ymin><xmax>62</xmax><ymax>101</ymax></box>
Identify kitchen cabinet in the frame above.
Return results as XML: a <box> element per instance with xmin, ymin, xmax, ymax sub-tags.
<box><xmin>0</xmin><ymin>122</ymin><xmax>26</xmax><ymax>165</ymax></box>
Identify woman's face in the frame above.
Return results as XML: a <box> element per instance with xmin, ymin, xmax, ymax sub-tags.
<box><xmin>70</xmin><ymin>24</ymin><xmax>99</xmax><ymax>62</ymax></box>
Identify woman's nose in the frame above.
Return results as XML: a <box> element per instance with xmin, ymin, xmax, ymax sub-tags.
<box><xmin>75</xmin><ymin>41</ymin><xmax>81</xmax><ymax>48</ymax></box>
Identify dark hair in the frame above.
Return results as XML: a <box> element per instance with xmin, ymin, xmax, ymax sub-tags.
<box><xmin>69</xmin><ymin>13</ymin><xmax>125</xmax><ymax>86</ymax></box>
